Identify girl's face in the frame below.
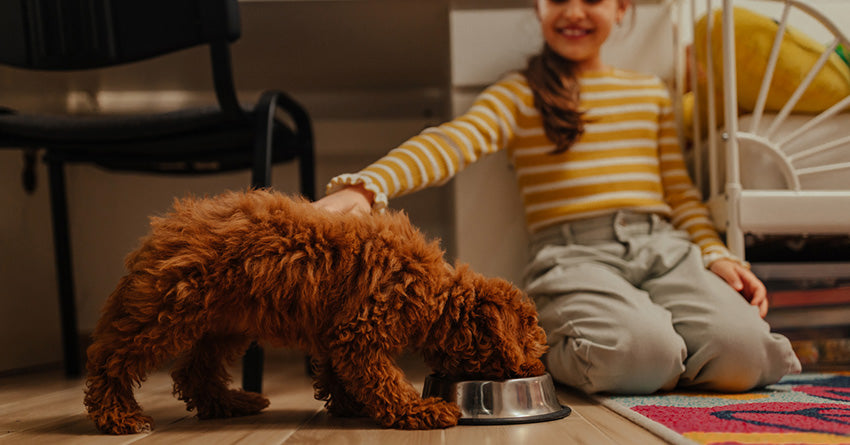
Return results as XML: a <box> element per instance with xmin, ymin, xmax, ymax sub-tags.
<box><xmin>536</xmin><ymin>0</ymin><xmax>629</xmax><ymax>72</ymax></box>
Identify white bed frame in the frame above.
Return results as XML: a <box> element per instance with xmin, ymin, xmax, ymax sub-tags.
<box><xmin>690</xmin><ymin>0</ymin><xmax>850</xmax><ymax>260</ymax></box>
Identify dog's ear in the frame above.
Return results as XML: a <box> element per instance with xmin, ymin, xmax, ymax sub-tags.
<box><xmin>421</xmin><ymin>285</ymin><xmax>480</xmax><ymax>378</ymax></box>
<box><xmin>475</xmin><ymin>279</ymin><xmax>548</xmax><ymax>378</ymax></box>
<box><xmin>517</xmin><ymin>307</ymin><xmax>548</xmax><ymax>377</ymax></box>
<box><xmin>476</xmin><ymin>300</ymin><xmax>524</xmax><ymax>376</ymax></box>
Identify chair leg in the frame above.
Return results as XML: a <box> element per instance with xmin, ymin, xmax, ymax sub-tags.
<box><xmin>250</xmin><ymin>93</ymin><xmax>276</xmax><ymax>189</ymax></box>
<box><xmin>299</xmin><ymin>143</ymin><xmax>316</xmax><ymax>201</ymax></box>
<box><xmin>242</xmin><ymin>343</ymin><xmax>264</xmax><ymax>393</ymax></box>
<box><xmin>240</xmin><ymin>95</ymin><xmax>278</xmax><ymax>394</ymax></box>
<box><xmin>242</xmin><ymin>92</ymin><xmax>318</xmax><ymax>389</ymax></box>
<box><xmin>46</xmin><ymin>160</ymin><xmax>82</xmax><ymax>378</ymax></box>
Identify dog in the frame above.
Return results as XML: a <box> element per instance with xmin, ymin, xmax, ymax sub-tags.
<box><xmin>83</xmin><ymin>189</ymin><xmax>548</xmax><ymax>434</ymax></box>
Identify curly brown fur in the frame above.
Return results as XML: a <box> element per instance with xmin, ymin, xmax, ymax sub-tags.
<box><xmin>83</xmin><ymin>189</ymin><xmax>548</xmax><ymax>434</ymax></box>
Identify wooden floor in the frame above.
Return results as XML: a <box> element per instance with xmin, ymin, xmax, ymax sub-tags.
<box><xmin>0</xmin><ymin>351</ymin><xmax>668</xmax><ymax>445</ymax></box>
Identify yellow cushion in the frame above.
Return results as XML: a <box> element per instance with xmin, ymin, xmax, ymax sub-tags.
<box><xmin>684</xmin><ymin>7</ymin><xmax>850</xmax><ymax>140</ymax></box>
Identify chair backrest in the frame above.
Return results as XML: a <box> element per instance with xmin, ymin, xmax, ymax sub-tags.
<box><xmin>0</xmin><ymin>0</ymin><xmax>240</xmax><ymax>71</ymax></box>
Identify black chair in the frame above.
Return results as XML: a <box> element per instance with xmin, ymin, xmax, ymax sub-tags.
<box><xmin>0</xmin><ymin>0</ymin><xmax>314</xmax><ymax>393</ymax></box>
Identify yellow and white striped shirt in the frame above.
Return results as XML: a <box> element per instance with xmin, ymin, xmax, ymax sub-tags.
<box><xmin>328</xmin><ymin>69</ymin><xmax>732</xmax><ymax>266</ymax></box>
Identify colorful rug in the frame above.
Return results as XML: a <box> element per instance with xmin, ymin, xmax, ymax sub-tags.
<box><xmin>596</xmin><ymin>372</ymin><xmax>850</xmax><ymax>445</ymax></box>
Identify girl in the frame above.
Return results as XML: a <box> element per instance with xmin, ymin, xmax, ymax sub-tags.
<box><xmin>314</xmin><ymin>0</ymin><xmax>801</xmax><ymax>394</ymax></box>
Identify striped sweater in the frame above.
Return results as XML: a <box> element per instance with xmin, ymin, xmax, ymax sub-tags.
<box><xmin>328</xmin><ymin>69</ymin><xmax>732</xmax><ymax>266</ymax></box>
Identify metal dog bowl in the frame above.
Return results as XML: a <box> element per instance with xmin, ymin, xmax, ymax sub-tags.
<box><xmin>422</xmin><ymin>373</ymin><xmax>571</xmax><ymax>425</ymax></box>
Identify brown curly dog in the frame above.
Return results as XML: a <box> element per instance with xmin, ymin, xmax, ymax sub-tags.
<box><xmin>83</xmin><ymin>189</ymin><xmax>547</xmax><ymax>434</ymax></box>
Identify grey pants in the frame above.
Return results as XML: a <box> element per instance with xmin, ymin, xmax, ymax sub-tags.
<box><xmin>524</xmin><ymin>211</ymin><xmax>801</xmax><ymax>394</ymax></box>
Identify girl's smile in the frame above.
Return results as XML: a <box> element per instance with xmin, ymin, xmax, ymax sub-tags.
<box><xmin>559</xmin><ymin>26</ymin><xmax>594</xmax><ymax>38</ymax></box>
<box><xmin>536</xmin><ymin>0</ymin><xmax>629</xmax><ymax>72</ymax></box>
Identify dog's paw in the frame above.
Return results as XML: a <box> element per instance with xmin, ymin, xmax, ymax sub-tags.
<box><xmin>389</xmin><ymin>397</ymin><xmax>462</xmax><ymax>429</ymax></box>
<box><xmin>91</xmin><ymin>411</ymin><xmax>154</xmax><ymax>435</ymax></box>
<box><xmin>196</xmin><ymin>389</ymin><xmax>270</xmax><ymax>419</ymax></box>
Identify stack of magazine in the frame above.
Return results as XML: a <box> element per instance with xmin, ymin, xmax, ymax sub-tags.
<box><xmin>754</xmin><ymin>262</ymin><xmax>850</xmax><ymax>370</ymax></box>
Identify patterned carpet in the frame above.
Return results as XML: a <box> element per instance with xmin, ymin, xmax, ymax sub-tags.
<box><xmin>596</xmin><ymin>372</ymin><xmax>850</xmax><ymax>445</ymax></box>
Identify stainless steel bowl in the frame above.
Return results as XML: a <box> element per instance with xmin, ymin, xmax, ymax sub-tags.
<box><xmin>421</xmin><ymin>373</ymin><xmax>571</xmax><ymax>425</ymax></box>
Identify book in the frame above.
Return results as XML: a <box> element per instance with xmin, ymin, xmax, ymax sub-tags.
<box><xmin>768</xmin><ymin>286</ymin><xmax>850</xmax><ymax>308</ymax></box>
<box><xmin>766</xmin><ymin>305</ymin><xmax>850</xmax><ymax>329</ymax></box>
<box><xmin>790</xmin><ymin>337</ymin><xmax>850</xmax><ymax>369</ymax></box>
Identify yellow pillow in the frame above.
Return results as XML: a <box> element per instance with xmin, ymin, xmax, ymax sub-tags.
<box><xmin>684</xmin><ymin>7</ymin><xmax>850</xmax><ymax>140</ymax></box>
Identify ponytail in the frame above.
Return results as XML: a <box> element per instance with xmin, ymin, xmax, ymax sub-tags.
<box><xmin>523</xmin><ymin>44</ymin><xmax>584</xmax><ymax>154</ymax></box>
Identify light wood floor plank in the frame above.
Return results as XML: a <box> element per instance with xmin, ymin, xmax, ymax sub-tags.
<box><xmin>0</xmin><ymin>371</ymin><xmax>82</xmax><ymax>406</ymax></box>
<box><xmin>555</xmin><ymin>388</ymin><xmax>667</xmax><ymax>445</ymax></box>
<box><xmin>133</xmin><ymin>381</ymin><xmax>323</xmax><ymax>444</ymax></box>
<box><xmin>0</xmin><ymin>372</ymin><xmax>190</xmax><ymax>444</ymax></box>
<box><xmin>0</xmin><ymin>350</ymin><xmax>669</xmax><ymax>444</ymax></box>
<box><xmin>0</xmin><ymin>373</ymin><xmax>169</xmax><ymax>439</ymax></box>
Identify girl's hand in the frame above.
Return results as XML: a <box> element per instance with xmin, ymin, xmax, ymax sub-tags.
<box><xmin>710</xmin><ymin>258</ymin><xmax>768</xmax><ymax>318</ymax></box>
<box><xmin>312</xmin><ymin>185</ymin><xmax>374</xmax><ymax>216</ymax></box>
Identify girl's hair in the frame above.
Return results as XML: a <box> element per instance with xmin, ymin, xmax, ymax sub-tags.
<box><xmin>523</xmin><ymin>44</ymin><xmax>584</xmax><ymax>154</ymax></box>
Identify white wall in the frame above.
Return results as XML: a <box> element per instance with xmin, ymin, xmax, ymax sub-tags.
<box><xmin>0</xmin><ymin>153</ymin><xmax>62</xmax><ymax>371</ymax></box>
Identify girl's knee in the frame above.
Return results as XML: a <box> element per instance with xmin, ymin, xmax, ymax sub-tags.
<box><xmin>547</xmin><ymin>326</ymin><xmax>687</xmax><ymax>394</ymax></box>
<box><xmin>686</xmin><ymin>322</ymin><xmax>801</xmax><ymax>392</ymax></box>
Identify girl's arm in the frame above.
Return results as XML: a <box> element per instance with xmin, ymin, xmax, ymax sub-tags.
<box><xmin>315</xmin><ymin>76</ymin><xmax>526</xmax><ymax>213</ymax></box>
<box><xmin>656</xmin><ymin>87</ymin><xmax>734</xmax><ymax>267</ymax></box>
<box><xmin>655</xmin><ymin>85</ymin><xmax>768</xmax><ymax>316</ymax></box>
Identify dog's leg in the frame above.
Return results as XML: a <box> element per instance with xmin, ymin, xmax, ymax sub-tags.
<box><xmin>311</xmin><ymin>358</ymin><xmax>366</xmax><ymax>418</ymax></box>
<box><xmin>83</xmin><ymin>369</ymin><xmax>153</xmax><ymax>435</ymax></box>
<box><xmin>330</xmin><ymin>348</ymin><xmax>461</xmax><ymax>429</ymax></box>
<box><xmin>85</xmin><ymin>333</ymin><xmax>161</xmax><ymax>434</ymax></box>
<box><xmin>84</xmin><ymin>274</ymin><xmax>208</xmax><ymax>434</ymax></box>
<box><xmin>84</xmin><ymin>279</ymin><xmax>156</xmax><ymax>434</ymax></box>
<box><xmin>171</xmin><ymin>335</ymin><xmax>270</xmax><ymax>419</ymax></box>
<box><xmin>85</xmin><ymin>320</ymin><xmax>201</xmax><ymax>434</ymax></box>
